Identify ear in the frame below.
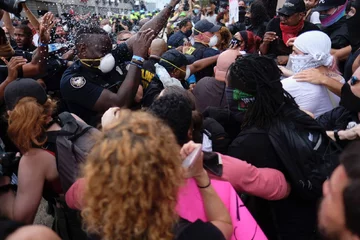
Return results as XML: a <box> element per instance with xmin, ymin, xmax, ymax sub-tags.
<box><xmin>7</xmin><ymin>110</ymin><xmax>11</xmax><ymax>116</ymax></box>
<box><xmin>77</xmin><ymin>43</ymin><xmax>87</xmax><ymax>56</ymax></box>
<box><xmin>214</xmin><ymin>66</ymin><xmax>217</xmax><ymax>75</ymax></box>
<box><xmin>187</xmin><ymin>127</ymin><xmax>193</xmax><ymax>141</ymax></box>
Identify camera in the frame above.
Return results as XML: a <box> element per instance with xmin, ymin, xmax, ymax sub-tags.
<box><xmin>0</xmin><ymin>152</ymin><xmax>20</xmax><ymax>177</ymax></box>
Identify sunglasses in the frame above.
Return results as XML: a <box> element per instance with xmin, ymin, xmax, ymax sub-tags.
<box><xmin>350</xmin><ymin>76</ymin><xmax>359</xmax><ymax>86</ymax></box>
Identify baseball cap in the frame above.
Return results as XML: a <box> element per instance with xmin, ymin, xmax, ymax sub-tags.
<box><xmin>277</xmin><ymin>0</ymin><xmax>306</xmax><ymax>16</ymax></box>
<box><xmin>160</xmin><ymin>49</ymin><xmax>189</xmax><ymax>71</ymax></box>
<box><xmin>5</xmin><ymin>78</ymin><xmax>47</xmax><ymax>110</ymax></box>
<box><xmin>214</xmin><ymin>50</ymin><xmax>240</xmax><ymax>81</ymax></box>
<box><xmin>194</xmin><ymin>19</ymin><xmax>221</xmax><ymax>35</ymax></box>
<box><xmin>313</xmin><ymin>0</ymin><xmax>347</xmax><ymax>12</ymax></box>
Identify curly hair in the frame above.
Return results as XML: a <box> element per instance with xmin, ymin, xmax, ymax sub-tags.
<box><xmin>7</xmin><ymin>97</ymin><xmax>56</xmax><ymax>153</ymax></box>
<box><xmin>216</xmin><ymin>27</ymin><xmax>232</xmax><ymax>51</ymax></box>
<box><xmin>82</xmin><ymin>110</ymin><xmax>183</xmax><ymax>240</ymax></box>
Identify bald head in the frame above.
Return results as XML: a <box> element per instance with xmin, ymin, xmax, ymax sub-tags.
<box><xmin>149</xmin><ymin>38</ymin><xmax>168</xmax><ymax>57</ymax></box>
<box><xmin>6</xmin><ymin>225</ymin><xmax>61</xmax><ymax>240</ymax></box>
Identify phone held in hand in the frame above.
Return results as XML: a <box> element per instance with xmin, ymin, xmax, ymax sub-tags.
<box><xmin>182</xmin><ymin>145</ymin><xmax>202</xmax><ymax>168</ymax></box>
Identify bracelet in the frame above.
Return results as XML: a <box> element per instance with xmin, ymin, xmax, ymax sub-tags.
<box><xmin>131</xmin><ymin>59</ymin><xmax>144</xmax><ymax>66</ymax></box>
<box><xmin>197</xmin><ymin>177</ymin><xmax>211</xmax><ymax>189</ymax></box>
<box><xmin>132</xmin><ymin>55</ymin><xmax>145</xmax><ymax>64</ymax></box>
<box><xmin>334</xmin><ymin>129</ymin><xmax>341</xmax><ymax>142</ymax></box>
<box><xmin>38</xmin><ymin>42</ymin><xmax>48</xmax><ymax>47</ymax></box>
<box><xmin>129</xmin><ymin>61</ymin><xmax>143</xmax><ymax>69</ymax></box>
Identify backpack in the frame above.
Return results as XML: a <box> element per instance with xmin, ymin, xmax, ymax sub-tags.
<box><xmin>240</xmin><ymin>107</ymin><xmax>341</xmax><ymax>200</ymax></box>
<box><xmin>43</xmin><ymin>112</ymin><xmax>100</xmax><ymax>240</ymax></box>
<box><xmin>46</xmin><ymin>112</ymin><xmax>101</xmax><ymax>193</ymax></box>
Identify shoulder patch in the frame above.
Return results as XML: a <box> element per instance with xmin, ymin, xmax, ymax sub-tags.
<box><xmin>70</xmin><ymin>76</ymin><xmax>86</xmax><ymax>89</ymax></box>
<box><xmin>185</xmin><ymin>46</ymin><xmax>196</xmax><ymax>55</ymax></box>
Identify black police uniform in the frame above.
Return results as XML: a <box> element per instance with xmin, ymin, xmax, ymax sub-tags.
<box><xmin>186</xmin><ymin>42</ymin><xmax>219</xmax><ymax>81</ymax></box>
<box><xmin>167</xmin><ymin>31</ymin><xmax>189</xmax><ymax>48</ymax></box>
<box><xmin>60</xmin><ymin>43</ymin><xmax>132</xmax><ymax>126</ymax></box>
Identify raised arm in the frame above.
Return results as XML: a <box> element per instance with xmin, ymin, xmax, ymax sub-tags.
<box><xmin>93</xmin><ymin>29</ymin><xmax>155</xmax><ymax>112</ymax></box>
<box><xmin>181</xmin><ymin>142</ymin><xmax>233</xmax><ymax>240</ymax></box>
<box><xmin>22</xmin><ymin>12</ymin><xmax>54</xmax><ymax>77</ymax></box>
<box><xmin>21</xmin><ymin>3</ymin><xmax>40</xmax><ymax>30</ymax></box>
<box><xmin>2</xmin><ymin>11</ymin><xmax>15</xmax><ymax>38</ymax></box>
<box><xmin>126</xmin><ymin>0</ymin><xmax>180</xmax><ymax>51</ymax></box>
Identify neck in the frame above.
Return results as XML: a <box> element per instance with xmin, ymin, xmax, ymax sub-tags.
<box><xmin>149</xmin><ymin>55</ymin><xmax>160</xmax><ymax>60</ymax></box>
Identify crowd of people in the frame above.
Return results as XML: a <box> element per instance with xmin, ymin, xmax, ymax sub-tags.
<box><xmin>0</xmin><ymin>0</ymin><xmax>359</xmax><ymax>239</ymax></box>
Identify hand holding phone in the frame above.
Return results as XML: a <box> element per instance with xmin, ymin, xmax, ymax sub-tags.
<box><xmin>181</xmin><ymin>142</ymin><xmax>204</xmax><ymax>179</ymax></box>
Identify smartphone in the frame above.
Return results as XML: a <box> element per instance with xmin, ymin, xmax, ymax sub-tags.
<box><xmin>182</xmin><ymin>145</ymin><xmax>202</xmax><ymax>168</ymax></box>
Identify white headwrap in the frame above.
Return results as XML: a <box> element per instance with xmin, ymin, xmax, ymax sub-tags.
<box><xmin>293</xmin><ymin>30</ymin><xmax>334</xmax><ymax>68</ymax></box>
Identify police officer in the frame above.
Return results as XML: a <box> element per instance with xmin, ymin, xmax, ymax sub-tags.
<box><xmin>167</xmin><ymin>18</ymin><xmax>193</xmax><ymax>48</ymax></box>
<box><xmin>185</xmin><ymin>19</ymin><xmax>220</xmax><ymax>81</ymax></box>
<box><xmin>60</xmin><ymin>0</ymin><xmax>181</xmax><ymax>126</ymax></box>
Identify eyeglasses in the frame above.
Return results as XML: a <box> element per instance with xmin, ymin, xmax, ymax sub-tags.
<box><xmin>350</xmin><ymin>76</ymin><xmax>359</xmax><ymax>86</ymax></box>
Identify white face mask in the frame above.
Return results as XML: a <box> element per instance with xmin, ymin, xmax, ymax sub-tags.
<box><xmin>288</xmin><ymin>54</ymin><xmax>323</xmax><ymax>74</ymax></box>
<box><xmin>102</xmin><ymin>24</ymin><xmax>112</xmax><ymax>33</ymax></box>
<box><xmin>208</xmin><ymin>35</ymin><xmax>218</xmax><ymax>47</ymax></box>
<box><xmin>81</xmin><ymin>53</ymin><xmax>116</xmax><ymax>73</ymax></box>
<box><xmin>99</xmin><ymin>53</ymin><xmax>116</xmax><ymax>73</ymax></box>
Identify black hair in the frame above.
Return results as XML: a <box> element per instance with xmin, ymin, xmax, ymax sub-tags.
<box><xmin>250</xmin><ymin>0</ymin><xmax>270</xmax><ymax>27</ymax></box>
<box><xmin>159</xmin><ymin>86</ymin><xmax>203</xmax><ymax>144</ymax></box>
<box><xmin>15</xmin><ymin>24</ymin><xmax>33</xmax><ymax>38</ymax></box>
<box><xmin>178</xmin><ymin>18</ymin><xmax>192</xmax><ymax>29</ymax></box>
<box><xmin>148</xmin><ymin>94</ymin><xmax>192</xmax><ymax>146</ymax></box>
<box><xmin>228</xmin><ymin>54</ymin><xmax>297</xmax><ymax>128</ymax></box>
<box><xmin>75</xmin><ymin>24</ymin><xmax>108</xmax><ymax>46</ymax></box>
<box><xmin>340</xmin><ymin>140</ymin><xmax>360</xmax><ymax>237</ymax></box>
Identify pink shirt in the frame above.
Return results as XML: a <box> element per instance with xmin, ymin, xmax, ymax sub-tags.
<box><xmin>66</xmin><ymin>154</ymin><xmax>289</xmax><ymax>210</ymax></box>
<box><xmin>214</xmin><ymin>154</ymin><xmax>289</xmax><ymax>200</ymax></box>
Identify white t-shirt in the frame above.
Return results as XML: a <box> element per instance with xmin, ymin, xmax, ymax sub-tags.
<box><xmin>309</xmin><ymin>11</ymin><xmax>321</xmax><ymax>25</ymax></box>
<box><xmin>205</xmin><ymin>14</ymin><xmax>217</xmax><ymax>25</ymax></box>
<box><xmin>281</xmin><ymin>76</ymin><xmax>340</xmax><ymax>118</ymax></box>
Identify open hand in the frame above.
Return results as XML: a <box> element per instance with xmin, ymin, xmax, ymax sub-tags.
<box><xmin>39</xmin><ymin>12</ymin><xmax>55</xmax><ymax>44</ymax></box>
<box><xmin>293</xmin><ymin>68</ymin><xmax>325</xmax><ymax>85</ymax></box>
<box><xmin>133</xmin><ymin>28</ymin><xmax>155</xmax><ymax>58</ymax></box>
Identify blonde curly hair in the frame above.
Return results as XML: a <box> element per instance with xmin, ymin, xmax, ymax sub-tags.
<box><xmin>82</xmin><ymin>110</ymin><xmax>184</xmax><ymax>240</ymax></box>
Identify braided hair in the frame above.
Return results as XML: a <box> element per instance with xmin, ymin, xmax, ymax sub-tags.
<box><xmin>227</xmin><ymin>54</ymin><xmax>297</xmax><ymax>128</ymax></box>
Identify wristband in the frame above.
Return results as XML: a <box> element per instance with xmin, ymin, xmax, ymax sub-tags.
<box><xmin>38</xmin><ymin>42</ymin><xmax>48</xmax><ymax>47</ymax></box>
<box><xmin>129</xmin><ymin>61</ymin><xmax>143</xmax><ymax>69</ymax></box>
<box><xmin>131</xmin><ymin>59</ymin><xmax>143</xmax><ymax>66</ymax></box>
<box><xmin>334</xmin><ymin>129</ymin><xmax>341</xmax><ymax>142</ymax></box>
<box><xmin>132</xmin><ymin>55</ymin><xmax>145</xmax><ymax>64</ymax></box>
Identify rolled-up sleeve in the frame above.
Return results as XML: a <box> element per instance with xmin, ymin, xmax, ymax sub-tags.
<box><xmin>210</xmin><ymin>154</ymin><xmax>290</xmax><ymax>200</ymax></box>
